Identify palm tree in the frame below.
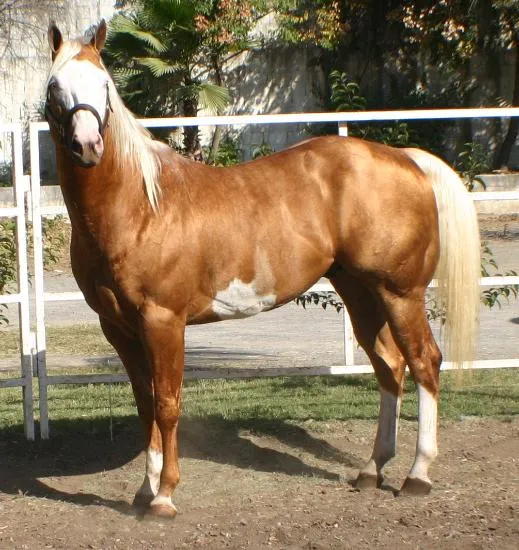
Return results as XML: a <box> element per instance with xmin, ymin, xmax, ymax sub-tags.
<box><xmin>103</xmin><ymin>0</ymin><xmax>230</xmax><ymax>156</ymax></box>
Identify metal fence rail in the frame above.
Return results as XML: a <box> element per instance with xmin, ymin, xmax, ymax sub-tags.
<box><xmin>0</xmin><ymin>123</ymin><xmax>34</xmax><ymax>440</ymax></box>
<box><xmin>27</xmin><ymin>107</ymin><xmax>519</xmax><ymax>439</ymax></box>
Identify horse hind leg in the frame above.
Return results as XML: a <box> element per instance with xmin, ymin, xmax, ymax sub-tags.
<box><xmin>377</xmin><ymin>287</ymin><xmax>443</xmax><ymax>495</ymax></box>
<box><xmin>329</xmin><ymin>272</ymin><xmax>406</xmax><ymax>489</ymax></box>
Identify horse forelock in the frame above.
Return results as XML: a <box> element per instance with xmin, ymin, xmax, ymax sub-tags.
<box><xmin>48</xmin><ymin>40</ymin><xmax>162</xmax><ymax>211</ymax></box>
<box><xmin>47</xmin><ymin>40</ymin><xmax>83</xmax><ymax>84</ymax></box>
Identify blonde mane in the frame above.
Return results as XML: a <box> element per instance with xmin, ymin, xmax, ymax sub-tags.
<box><xmin>49</xmin><ymin>40</ymin><xmax>162</xmax><ymax>210</ymax></box>
<box><xmin>106</xmin><ymin>78</ymin><xmax>162</xmax><ymax>210</ymax></box>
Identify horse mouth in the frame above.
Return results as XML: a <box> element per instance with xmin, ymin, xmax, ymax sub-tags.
<box><xmin>69</xmin><ymin>152</ymin><xmax>99</xmax><ymax>168</ymax></box>
<box><xmin>67</xmin><ymin>135</ymin><xmax>104</xmax><ymax>168</ymax></box>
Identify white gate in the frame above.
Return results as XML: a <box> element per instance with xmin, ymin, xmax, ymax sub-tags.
<box><xmin>0</xmin><ymin>123</ymin><xmax>34</xmax><ymax>440</ymax></box>
<box><xmin>24</xmin><ymin>108</ymin><xmax>519</xmax><ymax>439</ymax></box>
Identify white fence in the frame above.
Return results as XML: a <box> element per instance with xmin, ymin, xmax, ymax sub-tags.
<box><xmin>3</xmin><ymin>107</ymin><xmax>519</xmax><ymax>439</ymax></box>
<box><xmin>0</xmin><ymin>123</ymin><xmax>33</xmax><ymax>439</ymax></box>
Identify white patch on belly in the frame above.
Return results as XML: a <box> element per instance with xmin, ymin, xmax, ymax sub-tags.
<box><xmin>212</xmin><ymin>279</ymin><xmax>277</xmax><ymax>319</ymax></box>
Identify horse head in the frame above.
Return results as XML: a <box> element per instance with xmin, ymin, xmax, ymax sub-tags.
<box><xmin>46</xmin><ymin>20</ymin><xmax>110</xmax><ymax>167</ymax></box>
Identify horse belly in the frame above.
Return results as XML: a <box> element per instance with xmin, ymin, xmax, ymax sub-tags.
<box><xmin>211</xmin><ymin>278</ymin><xmax>277</xmax><ymax>319</ymax></box>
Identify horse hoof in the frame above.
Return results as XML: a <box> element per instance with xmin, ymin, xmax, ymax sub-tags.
<box><xmin>147</xmin><ymin>503</ymin><xmax>178</xmax><ymax>519</ymax></box>
<box><xmin>355</xmin><ymin>472</ymin><xmax>382</xmax><ymax>489</ymax></box>
<box><xmin>399</xmin><ymin>477</ymin><xmax>432</xmax><ymax>496</ymax></box>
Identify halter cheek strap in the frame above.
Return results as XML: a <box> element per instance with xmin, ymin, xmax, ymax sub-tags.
<box><xmin>44</xmin><ymin>84</ymin><xmax>112</xmax><ymax>147</ymax></box>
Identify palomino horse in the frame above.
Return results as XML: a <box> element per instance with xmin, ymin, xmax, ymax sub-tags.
<box><xmin>45</xmin><ymin>21</ymin><xmax>480</xmax><ymax>518</ymax></box>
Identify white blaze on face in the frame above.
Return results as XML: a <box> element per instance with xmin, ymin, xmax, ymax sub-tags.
<box><xmin>50</xmin><ymin>59</ymin><xmax>109</xmax><ymax>164</ymax></box>
<box><xmin>212</xmin><ymin>278</ymin><xmax>277</xmax><ymax>319</ymax></box>
<box><xmin>52</xmin><ymin>59</ymin><xmax>109</xmax><ymax>118</ymax></box>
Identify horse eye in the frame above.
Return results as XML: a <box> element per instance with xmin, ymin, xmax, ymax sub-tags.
<box><xmin>47</xmin><ymin>80</ymin><xmax>57</xmax><ymax>100</ymax></box>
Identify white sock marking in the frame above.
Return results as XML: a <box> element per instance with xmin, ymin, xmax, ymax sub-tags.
<box><xmin>136</xmin><ymin>448</ymin><xmax>162</xmax><ymax>499</ymax></box>
<box><xmin>408</xmin><ymin>383</ymin><xmax>438</xmax><ymax>483</ymax></box>
<box><xmin>361</xmin><ymin>388</ymin><xmax>401</xmax><ymax>477</ymax></box>
<box><xmin>151</xmin><ymin>494</ymin><xmax>177</xmax><ymax>511</ymax></box>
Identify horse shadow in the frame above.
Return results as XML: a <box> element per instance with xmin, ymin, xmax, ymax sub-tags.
<box><xmin>0</xmin><ymin>412</ymin><xmax>366</xmax><ymax>516</ymax></box>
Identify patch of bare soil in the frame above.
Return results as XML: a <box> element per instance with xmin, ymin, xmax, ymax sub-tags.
<box><xmin>0</xmin><ymin>417</ymin><xmax>517</xmax><ymax>549</ymax></box>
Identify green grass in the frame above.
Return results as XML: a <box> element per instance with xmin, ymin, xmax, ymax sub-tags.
<box><xmin>1</xmin><ymin>369</ymin><xmax>518</xmax><ymax>439</ymax></box>
<box><xmin>0</xmin><ymin>324</ymin><xmax>112</xmax><ymax>357</ymax></box>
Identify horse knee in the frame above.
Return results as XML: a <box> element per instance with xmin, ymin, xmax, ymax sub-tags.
<box><xmin>155</xmin><ymin>396</ymin><xmax>180</xmax><ymax>429</ymax></box>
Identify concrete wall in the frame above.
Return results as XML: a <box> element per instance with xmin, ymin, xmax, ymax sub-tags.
<box><xmin>0</xmin><ymin>6</ymin><xmax>517</xmax><ymax>168</ymax></box>
<box><xmin>198</xmin><ymin>44</ymin><xmax>326</xmax><ymax>160</ymax></box>
<box><xmin>0</xmin><ymin>1</ymin><xmax>115</xmax><ymax>125</ymax></box>
<box><xmin>0</xmin><ymin>0</ymin><xmax>115</xmax><ymax>168</ymax></box>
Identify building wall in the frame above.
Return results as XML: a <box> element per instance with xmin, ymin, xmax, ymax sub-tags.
<box><xmin>0</xmin><ymin>1</ymin><xmax>116</xmax><ymax>168</ymax></box>
<box><xmin>0</xmin><ymin>5</ymin><xmax>517</xmax><ymax>171</ymax></box>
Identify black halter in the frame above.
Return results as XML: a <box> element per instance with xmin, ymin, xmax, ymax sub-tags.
<box><xmin>44</xmin><ymin>82</ymin><xmax>112</xmax><ymax>150</ymax></box>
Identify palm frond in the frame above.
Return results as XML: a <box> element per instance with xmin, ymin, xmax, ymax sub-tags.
<box><xmin>135</xmin><ymin>57</ymin><xmax>184</xmax><ymax>77</ymax></box>
<box><xmin>196</xmin><ymin>82</ymin><xmax>230</xmax><ymax>115</ymax></box>
<box><xmin>142</xmin><ymin>0</ymin><xmax>197</xmax><ymax>30</ymax></box>
<box><xmin>111</xmin><ymin>67</ymin><xmax>143</xmax><ymax>87</ymax></box>
<box><xmin>110</xmin><ymin>15</ymin><xmax>167</xmax><ymax>53</ymax></box>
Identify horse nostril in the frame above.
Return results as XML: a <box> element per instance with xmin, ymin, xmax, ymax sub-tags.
<box><xmin>71</xmin><ymin>138</ymin><xmax>83</xmax><ymax>156</ymax></box>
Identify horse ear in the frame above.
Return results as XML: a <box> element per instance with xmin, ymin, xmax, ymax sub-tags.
<box><xmin>48</xmin><ymin>22</ymin><xmax>63</xmax><ymax>60</ymax></box>
<box><xmin>90</xmin><ymin>19</ymin><xmax>107</xmax><ymax>51</ymax></box>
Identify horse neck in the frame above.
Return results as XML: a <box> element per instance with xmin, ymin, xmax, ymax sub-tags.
<box><xmin>56</xmin><ymin>131</ymin><xmax>152</xmax><ymax>251</ymax></box>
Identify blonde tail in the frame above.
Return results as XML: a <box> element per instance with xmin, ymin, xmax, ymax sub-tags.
<box><xmin>405</xmin><ymin>149</ymin><xmax>480</xmax><ymax>367</ymax></box>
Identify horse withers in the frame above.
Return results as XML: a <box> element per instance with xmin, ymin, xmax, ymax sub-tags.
<box><xmin>44</xmin><ymin>20</ymin><xmax>480</xmax><ymax>518</ymax></box>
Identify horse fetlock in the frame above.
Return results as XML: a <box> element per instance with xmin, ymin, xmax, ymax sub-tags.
<box><xmin>356</xmin><ymin>471</ymin><xmax>383</xmax><ymax>490</ymax></box>
<box><xmin>356</xmin><ymin>459</ymin><xmax>383</xmax><ymax>489</ymax></box>
<box><xmin>133</xmin><ymin>490</ymin><xmax>155</xmax><ymax>509</ymax></box>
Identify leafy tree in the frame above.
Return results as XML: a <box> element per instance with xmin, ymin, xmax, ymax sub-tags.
<box><xmin>104</xmin><ymin>0</ymin><xmax>268</xmax><ymax>158</ymax></box>
<box><xmin>276</xmin><ymin>1</ymin><xmax>519</xmax><ymax>167</ymax></box>
<box><xmin>0</xmin><ymin>0</ymin><xmax>65</xmax><ymax>58</ymax></box>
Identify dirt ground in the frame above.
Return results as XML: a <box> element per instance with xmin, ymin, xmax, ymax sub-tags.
<box><xmin>0</xmin><ymin>416</ymin><xmax>517</xmax><ymax>549</ymax></box>
<box><xmin>0</xmin><ymin>215</ymin><xmax>517</xmax><ymax>549</ymax></box>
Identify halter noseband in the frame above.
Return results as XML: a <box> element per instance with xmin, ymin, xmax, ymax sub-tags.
<box><xmin>44</xmin><ymin>83</ymin><xmax>112</xmax><ymax>149</ymax></box>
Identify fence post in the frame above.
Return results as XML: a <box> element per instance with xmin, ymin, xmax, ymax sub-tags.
<box><xmin>338</xmin><ymin>123</ymin><xmax>348</xmax><ymax>137</ymax></box>
<box><xmin>30</xmin><ymin>122</ymin><xmax>50</xmax><ymax>439</ymax></box>
<box><xmin>13</xmin><ymin>125</ymin><xmax>35</xmax><ymax>440</ymax></box>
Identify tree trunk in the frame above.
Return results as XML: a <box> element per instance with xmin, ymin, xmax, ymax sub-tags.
<box><xmin>182</xmin><ymin>76</ymin><xmax>202</xmax><ymax>160</ymax></box>
<box><xmin>493</xmin><ymin>31</ymin><xmax>519</xmax><ymax>170</ymax></box>
<box><xmin>208</xmin><ymin>53</ymin><xmax>224</xmax><ymax>164</ymax></box>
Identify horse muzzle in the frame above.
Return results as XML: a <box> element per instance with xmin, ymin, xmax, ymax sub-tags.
<box><xmin>45</xmin><ymin>96</ymin><xmax>111</xmax><ymax>168</ymax></box>
<box><xmin>66</xmin><ymin>109</ymin><xmax>105</xmax><ymax>167</ymax></box>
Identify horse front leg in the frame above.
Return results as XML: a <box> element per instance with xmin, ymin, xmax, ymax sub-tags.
<box><xmin>139</xmin><ymin>306</ymin><xmax>186</xmax><ymax>518</ymax></box>
<box><xmin>98</xmin><ymin>317</ymin><xmax>162</xmax><ymax>507</ymax></box>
